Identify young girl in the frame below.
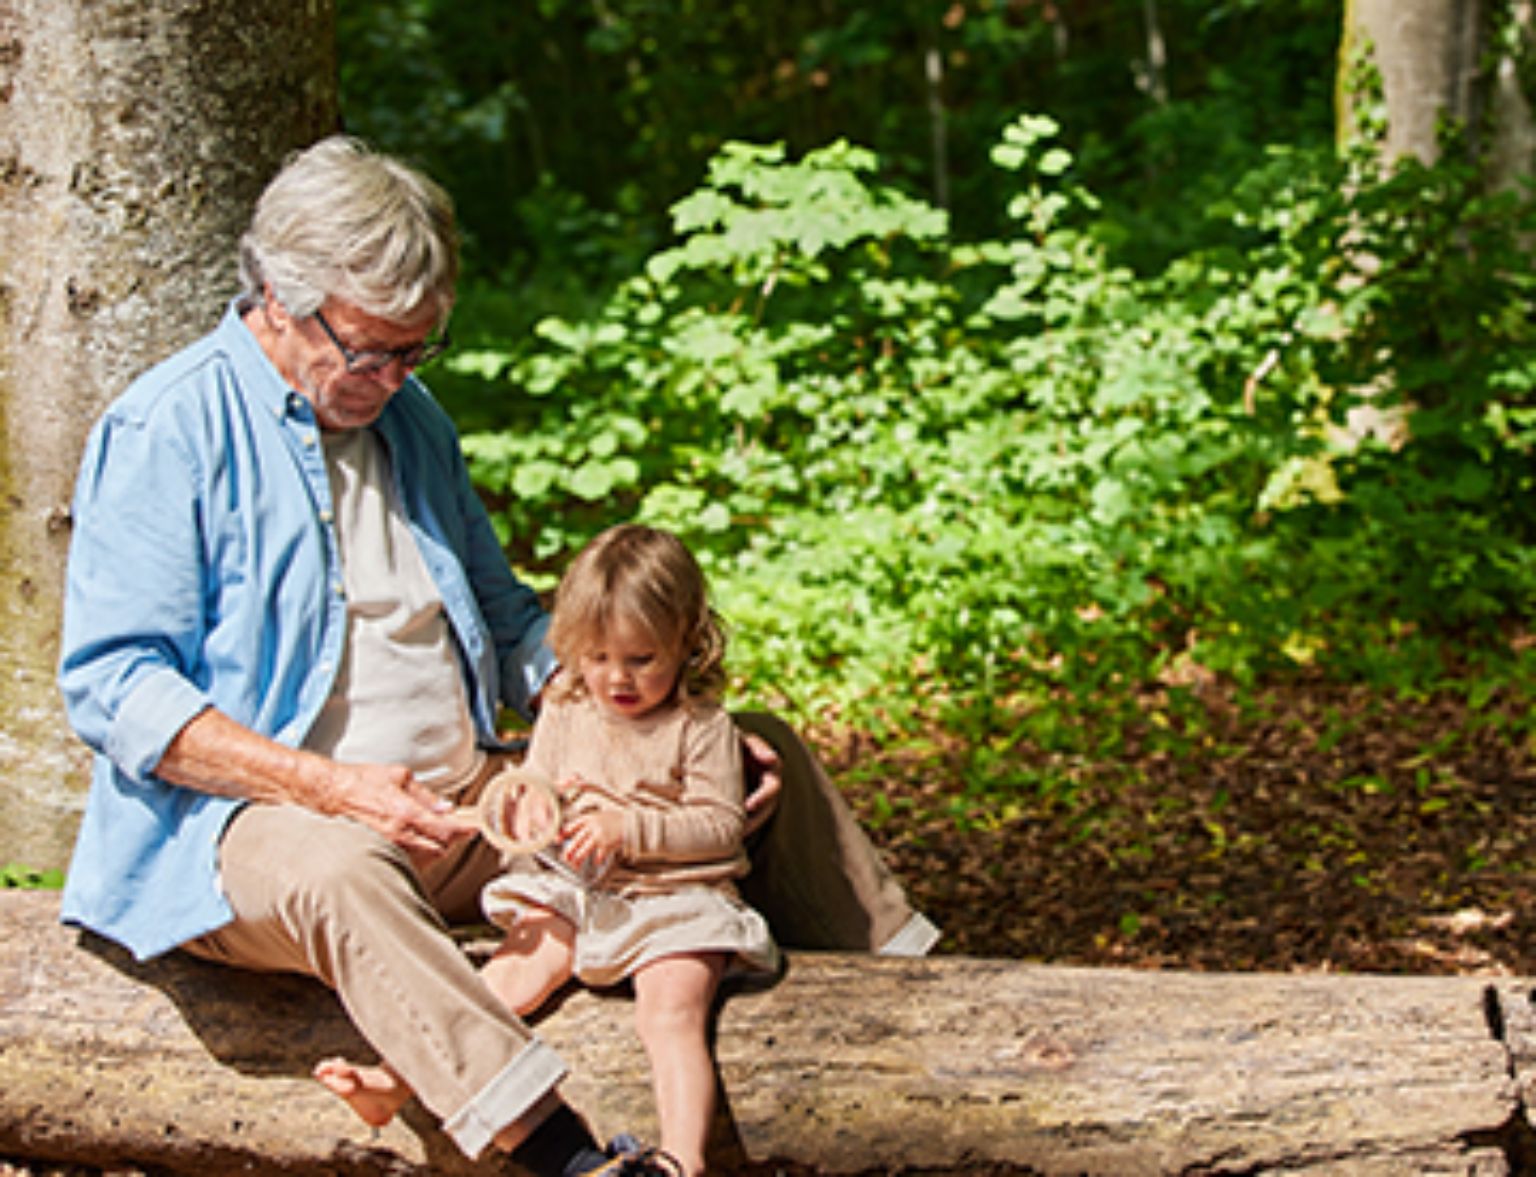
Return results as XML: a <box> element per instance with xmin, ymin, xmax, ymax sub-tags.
<box><xmin>318</xmin><ymin>523</ymin><xmax>778</xmax><ymax>1176</ymax></box>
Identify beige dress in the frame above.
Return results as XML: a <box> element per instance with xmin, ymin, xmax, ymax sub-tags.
<box><xmin>481</xmin><ymin>694</ymin><xmax>780</xmax><ymax>985</ymax></box>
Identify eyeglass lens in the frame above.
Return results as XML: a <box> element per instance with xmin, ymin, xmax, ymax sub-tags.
<box><xmin>314</xmin><ymin>309</ymin><xmax>449</xmax><ymax>373</ymax></box>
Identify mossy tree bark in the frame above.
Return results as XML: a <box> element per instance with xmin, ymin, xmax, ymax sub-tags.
<box><xmin>1340</xmin><ymin>0</ymin><xmax>1487</xmax><ymax>166</ymax></box>
<box><xmin>1339</xmin><ymin>0</ymin><xmax>1536</xmax><ymax>187</ymax></box>
<box><xmin>0</xmin><ymin>0</ymin><xmax>338</xmax><ymax>870</ymax></box>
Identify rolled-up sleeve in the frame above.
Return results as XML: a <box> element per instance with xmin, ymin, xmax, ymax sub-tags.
<box><xmin>58</xmin><ymin>407</ymin><xmax>213</xmax><ymax>782</ymax></box>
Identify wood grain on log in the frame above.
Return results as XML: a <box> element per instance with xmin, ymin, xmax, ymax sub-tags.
<box><xmin>3</xmin><ymin>892</ymin><xmax>1535</xmax><ymax>1174</ymax></box>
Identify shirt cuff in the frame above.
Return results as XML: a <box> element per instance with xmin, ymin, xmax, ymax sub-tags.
<box><xmin>503</xmin><ymin>622</ymin><xmax>559</xmax><ymax>720</ymax></box>
<box><xmin>106</xmin><ymin>668</ymin><xmax>212</xmax><ymax>781</ymax></box>
<box><xmin>878</xmin><ymin>911</ymin><xmax>943</xmax><ymax>957</ymax></box>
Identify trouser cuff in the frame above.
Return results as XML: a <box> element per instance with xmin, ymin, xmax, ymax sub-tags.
<box><xmin>878</xmin><ymin>911</ymin><xmax>942</xmax><ymax>956</ymax></box>
<box><xmin>442</xmin><ymin>1038</ymin><xmax>569</xmax><ymax>1159</ymax></box>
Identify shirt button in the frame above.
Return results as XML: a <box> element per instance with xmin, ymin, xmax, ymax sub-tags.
<box><xmin>319</xmin><ymin>509</ymin><xmax>334</xmax><ymax>524</ymax></box>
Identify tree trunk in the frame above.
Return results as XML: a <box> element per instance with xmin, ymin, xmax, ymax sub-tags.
<box><xmin>1139</xmin><ymin>0</ymin><xmax>1168</xmax><ymax>106</ymax></box>
<box><xmin>3</xmin><ymin>892</ymin><xmax>1533</xmax><ymax>1175</ymax></box>
<box><xmin>1340</xmin><ymin>0</ymin><xmax>1487</xmax><ymax>166</ymax></box>
<box><xmin>0</xmin><ymin>0</ymin><xmax>338</xmax><ymax>871</ymax></box>
<box><xmin>1486</xmin><ymin>0</ymin><xmax>1536</xmax><ymax>190</ymax></box>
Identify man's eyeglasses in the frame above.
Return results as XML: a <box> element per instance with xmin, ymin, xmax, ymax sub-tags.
<box><xmin>312</xmin><ymin>309</ymin><xmax>451</xmax><ymax>375</ymax></box>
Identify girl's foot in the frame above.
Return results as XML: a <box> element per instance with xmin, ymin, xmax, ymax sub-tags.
<box><xmin>313</xmin><ymin>1056</ymin><xmax>411</xmax><ymax>1127</ymax></box>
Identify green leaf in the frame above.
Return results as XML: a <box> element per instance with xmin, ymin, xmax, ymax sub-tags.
<box><xmin>1</xmin><ymin>864</ymin><xmax>64</xmax><ymax>889</ymax></box>
<box><xmin>512</xmin><ymin>460</ymin><xmax>561</xmax><ymax>498</ymax></box>
<box><xmin>990</xmin><ymin>143</ymin><xmax>1027</xmax><ymax>171</ymax></box>
<box><xmin>443</xmin><ymin>348</ymin><xmax>512</xmax><ymax>381</ymax></box>
<box><xmin>1038</xmin><ymin>147</ymin><xmax>1074</xmax><ymax>176</ymax></box>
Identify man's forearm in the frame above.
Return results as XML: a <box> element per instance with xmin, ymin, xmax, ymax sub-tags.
<box><xmin>155</xmin><ymin>707</ymin><xmax>476</xmax><ymax>860</ymax></box>
<box><xmin>155</xmin><ymin>706</ymin><xmax>339</xmax><ymax>811</ymax></box>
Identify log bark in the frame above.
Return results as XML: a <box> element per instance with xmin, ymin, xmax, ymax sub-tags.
<box><xmin>2</xmin><ymin>891</ymin><xmax>1535</xmax><ymax>1175</ymax></box>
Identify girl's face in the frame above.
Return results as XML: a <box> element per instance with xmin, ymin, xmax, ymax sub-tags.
<box><xmin>578</xmin><ymin>614</ymin><xmax>687</xmax><ymax>721</ymax></box>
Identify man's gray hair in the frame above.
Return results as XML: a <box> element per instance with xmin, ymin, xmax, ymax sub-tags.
<box><xmin>238</xmin><ymin>135</ymin><xmax>459</xmax><ymax>325</ymax></box>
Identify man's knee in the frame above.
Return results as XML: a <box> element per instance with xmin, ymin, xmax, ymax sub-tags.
<box><xmin>289</xmin><ymin>829</ymin><xmax>419</xmax><ymax>919</ymax></box>
<box><xmin>223</xmin><ymin>806</ymin><xmax>418</xmax><ymax>919</ymax></box>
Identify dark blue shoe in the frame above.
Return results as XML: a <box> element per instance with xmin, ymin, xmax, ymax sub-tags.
<box><xmin>579</xmin><ymin>1134</ymin><xmax>684</xmax><ymax>1176</ymax></box>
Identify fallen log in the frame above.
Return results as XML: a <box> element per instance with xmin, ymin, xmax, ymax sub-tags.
<box><xmin>3</xmin><ymin>891</ymin><xmax>1535</xmax><ymax>1175</ymax></box>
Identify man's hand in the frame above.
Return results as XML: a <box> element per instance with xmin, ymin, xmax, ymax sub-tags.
<box><xmin>741</xmin><ymin>731</ymin><xmax>782</xmax><ymax>838</ymax></box>
<box><xmin>318</xmin><ymin>760</ymin><xmax>477</xmax><ymax>865</ymax></box>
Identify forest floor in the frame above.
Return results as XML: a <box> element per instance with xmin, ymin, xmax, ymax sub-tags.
<box><xmin>837</xmin><ymin>670</ymin><xmax>1536</xmax><ymax>976</ymax></box>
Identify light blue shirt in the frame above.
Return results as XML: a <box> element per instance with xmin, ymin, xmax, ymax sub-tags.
<box><xmin>58</xmin><ymin>301</ymin><xmax>555</xmax><ymax>960</ymax></box>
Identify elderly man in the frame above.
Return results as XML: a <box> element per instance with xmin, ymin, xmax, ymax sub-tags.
<box><xmin>57</xmin><ymin>136</ymin><xmax>935</xmax><ymax>1176</ymax></box>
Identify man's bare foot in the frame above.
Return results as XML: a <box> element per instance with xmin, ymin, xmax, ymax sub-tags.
<box><xmin>313</xmin><ymin>1056</ymin><xmax>411</xmax><ymax>1127</ymax></box>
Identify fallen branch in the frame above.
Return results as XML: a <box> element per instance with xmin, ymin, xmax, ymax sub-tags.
<box><xmin>2</xmin><ymin>892</ymin><xmax>1534</xmax><ymax>1174</ymax></box>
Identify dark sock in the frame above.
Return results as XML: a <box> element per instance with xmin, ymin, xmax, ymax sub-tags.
<box><xmin>509</xmin><ymin>1103</ymin><xmax>607</xmax><ymax>1177</ymax></box>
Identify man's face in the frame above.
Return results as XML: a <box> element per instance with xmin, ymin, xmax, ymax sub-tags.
<box><xmin>271</xmin><ymin>297</ymin><xmax>441</xmax><ymax>432</ymax></box>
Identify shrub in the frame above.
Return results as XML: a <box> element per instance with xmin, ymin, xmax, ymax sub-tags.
<box><xmin>444</xmin><ymin>115</ymin><xmax>1536</xmax><ymax>806</ymax></box>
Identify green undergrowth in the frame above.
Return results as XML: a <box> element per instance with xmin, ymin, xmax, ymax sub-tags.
<box><xmin>432</xmin><ymin>114</ymin><xmax>1536</xmax><ymax>829</ymax></box>
<box><xmin>1</xmin><ymin>864</ymin><xmax>64</xmax><ymax>890</ymax></box>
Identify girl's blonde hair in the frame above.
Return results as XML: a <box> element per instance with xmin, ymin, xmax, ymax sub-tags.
<box><xmin>548</xmin><ymin>524</ymin><xmax>726</xmax><ymax>705</ymax></box>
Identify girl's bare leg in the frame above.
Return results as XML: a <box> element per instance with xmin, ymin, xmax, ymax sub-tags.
<box><xmin>481</xmin><ymin>905</ymin><xmax>578</xmax><ymax>1017</ymax></box>
<box><xmin>631</xmin><ymin>952</ymin><xmax>727</xmax><ymax>1177</ymax></box>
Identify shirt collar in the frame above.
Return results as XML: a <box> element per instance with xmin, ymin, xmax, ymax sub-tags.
<box><xmin>216</xmin><ymin>296</ymin><xmax>313</xmax><ymax>423</ymax></box>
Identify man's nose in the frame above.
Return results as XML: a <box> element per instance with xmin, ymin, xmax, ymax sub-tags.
<box><xmin>375</xmin><ymin>359</ymin><xmax>412</xmax><ymax>388</ymax></box>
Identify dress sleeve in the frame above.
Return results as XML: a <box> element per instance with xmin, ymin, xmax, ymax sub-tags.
<box><xmin>521</xmin><ymin>696</ymin><xmax>566</xmax><ymax>784</ymax></box>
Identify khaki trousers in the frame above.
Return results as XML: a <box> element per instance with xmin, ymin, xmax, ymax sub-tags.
<box><xmin>184</xmin><ymin>760</ymin><xmax>564</xmax><ymax>1160</ymax></box>
<box><xmin>735</xmin><ymin>712</ymin><xmax>939</xmax><ymax>955</ymax></box>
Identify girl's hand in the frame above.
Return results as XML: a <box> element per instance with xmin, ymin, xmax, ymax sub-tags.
<box><xmin>555</xmin><ymin>773</ymin><xmax>588</xmax><ymax>804</ymax></box>
<box><xmin>562</xmin><ymin>809</ymin><xmax>625</xmax><ymax>868</ymax></box>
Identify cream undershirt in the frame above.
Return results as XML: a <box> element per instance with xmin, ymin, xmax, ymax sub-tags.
<box><xmin>302</xmin><ymin>427</ymin><xmax>484</xmax><ymax>794</ymax></box>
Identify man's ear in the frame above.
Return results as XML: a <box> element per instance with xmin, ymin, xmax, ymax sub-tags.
<box><xmin>262</xmin><ymin>285</ymin><xmax>296</xmax><ymax>332</ymax></box>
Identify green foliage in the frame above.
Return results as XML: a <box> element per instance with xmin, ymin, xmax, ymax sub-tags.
<box><xmin>338</xmin><ymin>0</ymin><xmax>1340</xmax><ymax>289</ymax></box>
<box><xmin>1288</xmin><ymin>161</ymin><xmax>1536</xmax><ymax>637</ymax></box>
<box><xmin>2</xmin><ymin>863</ymin><xmax>64</xmax><ymax>890</ymax></box>
<box><xmin>445</xmin><ymin>112</ymin><xmax>1536</xmax><ymax>817</ymax></box>
<box><xmin>334</xmin><ymin>1</ymin><xmax>1533</xmax><ymax>824</ymax></box>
